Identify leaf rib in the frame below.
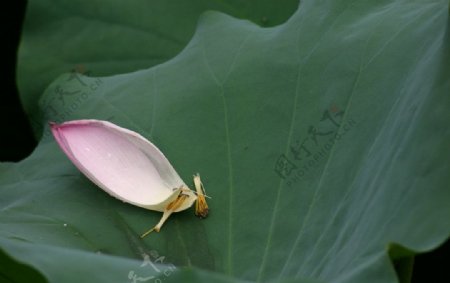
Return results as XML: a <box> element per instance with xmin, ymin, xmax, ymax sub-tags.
<box><xmin>258</xmin><ymin>1</ymin><xmax>358</xmax><ymax>281</ymax></box>
<box><xmin>200</xmin><ymin>39</ymin><xmax>235</xmax><ymax>275</ymax></box>
<box><xmin>279</xmin><ymin>53</ymin><xmax>362</xmax><ymax>279</ymax></box>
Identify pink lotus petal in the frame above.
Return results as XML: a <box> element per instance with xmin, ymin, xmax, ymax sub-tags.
<box><xmin>50</xmin><ymin>120</ymin><xmax>196</xmax><ymax>212</ymax></box>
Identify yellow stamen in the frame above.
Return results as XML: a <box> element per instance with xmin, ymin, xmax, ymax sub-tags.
<box><xmin>140</xmin><ymin>193</ymin><xmax>189</xmax><ymax>238</ymax></box>
<box><xmin>193</xmin><ymin>173</ymin><xmax>209</xmax><ymax>218</ymax></box>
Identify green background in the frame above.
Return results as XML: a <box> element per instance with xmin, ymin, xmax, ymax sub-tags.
<box><xmin>1</xmin><ymin>0</ymin><xmax>449</xmax><ymax>282</ymax></box>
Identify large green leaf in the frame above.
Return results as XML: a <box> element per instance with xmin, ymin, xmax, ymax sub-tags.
<box><xmin>17</xmin><ymin>0</ymin><xmax>298</xmax><ymax>137</ymax></box>
<box><xmin>3</xmin><ymin>0</ymin><xmax>450</xmax><ymax>282</ymax></box>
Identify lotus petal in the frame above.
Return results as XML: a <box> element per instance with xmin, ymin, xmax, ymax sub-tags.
<box><xmin>50</xmin><ymin>119</ymin><xmax>196</xmax><ymax>213</ymax></box>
